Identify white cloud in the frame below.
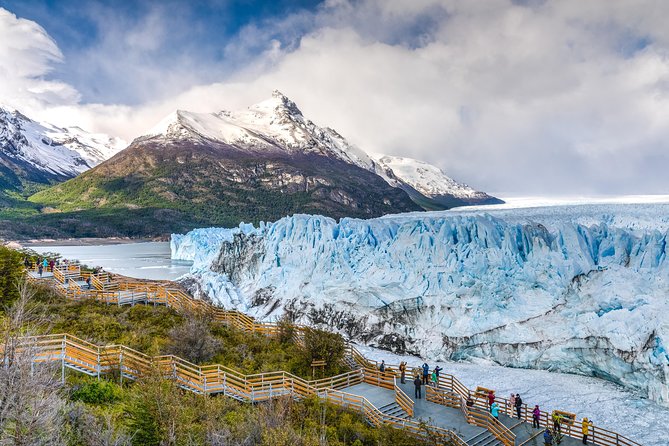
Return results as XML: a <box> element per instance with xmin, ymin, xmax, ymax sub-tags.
<box><xmin>0</xmin><ymin>8</ymin><xmax>79</xmax><ymax>110</ymax></box>
<box><xmin>2</xmin><ymin>1</ymin><xmax>669</xmax><ymax>196</ymax></box>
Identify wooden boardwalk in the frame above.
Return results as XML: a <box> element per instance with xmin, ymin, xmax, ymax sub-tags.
<box><xmin>21</xmin><ymin>264</ymin><xmax>641</xmax><ymax>446</ymax></box>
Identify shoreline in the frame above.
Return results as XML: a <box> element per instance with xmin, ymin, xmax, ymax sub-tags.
<box><xmin>15</xmin><ymin>236</ymin><xmax>168</xmax><ymax>247</ymax></box>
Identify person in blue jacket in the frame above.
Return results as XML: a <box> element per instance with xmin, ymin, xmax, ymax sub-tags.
<box><xmin>422</xmin><ymin>363</ymin><xmax>430</xmax><ymax>385</ymax></box>
<box><xmin>543</xmin><ymin>428</ymin><xmax>553</xmax><ymax>446</ymax></box>
<box><xmin>491</xmin><ymin>402</ymin><xmax>500</xmax><ymax>419</ymax></box>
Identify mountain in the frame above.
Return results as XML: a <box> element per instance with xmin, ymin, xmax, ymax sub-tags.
<box><xmin>28</xmin><ymin>92</ymin><xmax>422</xmax><ymax>236</ymax></box>
<box><xmin>172</xmin><ymin>203</ymin><xmax>669</xmax><ymax>407</ymax></box>
<box><xmin>0</xmin><ymin>105</ymin><xmax>124</xmax><ymax>197</ymax></box>
<box><xmin>373</xmin><ymin>154</ymin><xmax>503</xmax><ymax>209</ymax></box>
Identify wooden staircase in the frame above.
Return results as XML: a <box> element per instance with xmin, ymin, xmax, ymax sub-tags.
<box><xmin>22</xmin><ymin>266</ymin><xmax>642</xmax><ymax>446</ymax></box>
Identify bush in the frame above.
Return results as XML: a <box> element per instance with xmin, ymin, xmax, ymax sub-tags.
<box><xmin>71</xmin><ymin>380</ymin><xmax>121</xmax><ymax>405</ymax></box>
<box><xmin>302</xmin><ymin>327</ymin><xmax>347</xmax><ymax>376</ymax></box>
<box><xmin>0</xmin><ymin>246</ymin><xmax>24</xmax><ymax>307</ymax></box>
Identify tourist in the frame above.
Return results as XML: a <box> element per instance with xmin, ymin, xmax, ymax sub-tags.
<box><xmin>414</xmin><ymin>375</ymin><xmax>422</xmax><ymax>399</ymax></box>
<box><xmin>42</xmin><ymin>258</ymin><xmax>48</xmax><ymax>269</ymax></box>
<box><xmin>86</xmin><ymin>276</ymin><xmax>92</xmax><ymax>290</ymax></box>
<box><xmin>543</xmin><ymin>428</ymin><xmax>553</xmax><ymax>446</ymax></box>
<box><xmin>49</xmin><ymin>259</ymin><xmax>55</xmax><ymax>272</ymax></box>
<box><xmin>491</xmin><ymin>401</ymin><xmax>500</xmax><ymax>419</ymax></box>
<box><xmin>434</xmin><ymin>365</ymin><xmax>442</xmax><ymax>379</ymax></box>
<box><xmin>581</xmin><ymin>417</ymin><xmax>592</xmax><ymax>444</ymax></box>
<box><xmin>487</xmin><ymin>390</ymin><xmax>495</xmax><ymax>408</ymax></box>
<box><xmin>515</xmin><ymin>394</ymin><xmax>523</xmax><ymax>419</ymax></box>
<box><xmin>532</xmin><ymin>405</ymin><xmax>541</xmax><ymax>428</ymax></box>
<box><xmin>38</xmin><ymin>263</ymin><xmax>43</xmax><ymax>277</ymax></box>
<box><xmin>431</xmin><ymin>369</ymin><xmax>438</xmax><ymax>387</ymax></box>
<box><xmin>399</xmin><ymin>361</ymin><xmax>406</xmax><ymax>384</ymax></box>
<box><xmin>552</xmin><ymin>412</ymin><xmax>562</xmax><ymax>434</ymax></box>
<box><xmin>509</xmin><ymin>393</ymin><xmax>517</xmax><ymax>415</ymax></box>
<box><xmin>466</xmin><ymin>396</ymin><xmax>474</xmax><ymax>408</ymax></box>
<box><xmin>379</xmin><ymin>360</ymin><xmax>385</xmax><ymax>373</ymax></box>
<box><xmin>422</xmin><ymin>363</ymin><xmax>430</xmax><ymax>385</ymax></box>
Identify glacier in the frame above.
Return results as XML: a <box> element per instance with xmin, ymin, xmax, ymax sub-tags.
<box><xmin>171</xmin><ymin>204</ymin><xmax>669</xmax><ymax>406</ymax></box>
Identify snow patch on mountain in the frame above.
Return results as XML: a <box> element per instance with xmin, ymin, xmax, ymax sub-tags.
<box><xmin>145</xmin><ymin>90</ymin><xmax>377</xmax><ymax>171</ymax></box>
<box><xmin>144</xmin><ymin>91</ymin><xmax>501</xmax><ymax>208</ymax></box>
<box><xmin>172</xmin><ymin>204</ymin><xmax>669</xmax><ymax>407</ymax></box>
<box><xmin>372</xmin><ymin>154</ymin><xmax>496</xmax><ymax>202</ymax></box>
<box><xmin>0</xmin><ymin>105</ymin><xmax>125</xmax><ymax>178</ymax></box>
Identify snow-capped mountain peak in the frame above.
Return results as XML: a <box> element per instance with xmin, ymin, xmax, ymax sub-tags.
<box><xmin>373</xmin><ymin>154</ymin><xmax>501</xmax><ymax>204</ymax></box>
<box><xmin>145</xmin><ymin>92</ymin><xmax>376</xmax><ymax>171</ymax></box>
<box><xmin>0</xmin><ymin>105</ymin><xmax>126</xmax><ymax>180</ymax></box>
<box><xmin>143</xmin><ymin>92</ymin><xmax>500</xmax><ymax>209</ymax></box>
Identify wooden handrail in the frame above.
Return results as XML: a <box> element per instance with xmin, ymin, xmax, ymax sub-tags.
<box><xmin>22</xmin><ymin>267</ymin><xmax>642</xmax><ymax>446</ymax></box>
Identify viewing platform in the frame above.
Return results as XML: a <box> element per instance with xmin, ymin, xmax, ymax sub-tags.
<box><xmin>21</xmin><ymin>260</ymin><xmax>640</xmax><ymax>446</ymax></box>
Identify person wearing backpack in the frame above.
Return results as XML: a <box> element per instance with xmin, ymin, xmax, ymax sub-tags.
<box><xmin>399</xmin><ymin>361</ymin><xmax>406</xmax><ymax>384</ymax></box>
<box><xmin>413</xmin><ymin>375</ymin><xmax>423</xmax><ymax>399</ymax></box>
<box><xmin>422</xmin><ymin>363</ymin><xmax>430</xmax><ymax>385</ymax></box>
<box><xmin>543</xmin><ymin>428</ymin><xmax>553</xmax><ymax>446</ymax></box>
<box><xmin>491</xmin><ymin>402</ymin><xmax>500</xmax><ymax>419</ymax></box>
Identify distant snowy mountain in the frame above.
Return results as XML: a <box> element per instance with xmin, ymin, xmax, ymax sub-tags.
<box><xmin>30</xmin><ymin>91</ymin><xmax>421</xmax><ymax>235</ymax></box>
<box><xmin>145</xmin><ymin>90</ymin><xmax>378</xmax><ymax>172</ymax></box>
<box><xmin>144</xmin><ymin>90</ymin><xmax>500</xmax><ymax>210</ymax></box>
<box><xmin>172</xmin><ymin>203</ymin><xmax>669</xmax><ymax>407</ymax></box>
<box><xmin>0</xmin><ymin>105</ymin><xmax>125</xmax><ymax>186</ymax></box>
<box><xmin>373</xmin><ymin>154</ymin><xmax>503</xmax><ymax>207</ymax></box>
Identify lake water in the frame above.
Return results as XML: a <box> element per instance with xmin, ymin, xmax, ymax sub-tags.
<box><xmin>29</xmin><ymin>241</ymin><xmax>193</xmax><ymax>281</ymax></box>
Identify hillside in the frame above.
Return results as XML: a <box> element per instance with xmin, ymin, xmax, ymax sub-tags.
<box><xmin>27</xmin><ymin>93</ymin><xmax>424</xmax><ymax>237</ymax></box>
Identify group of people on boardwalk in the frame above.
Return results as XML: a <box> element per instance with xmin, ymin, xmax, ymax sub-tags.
<box><xmin>383</xmin><ymin>361</ymin><xmax>442</xmax><ymax>399</ymax></box>
<box><xmin>383</xmin><ymin>358</ymin><xmax>599</xmax><ymax>445</ymax></box>
<box><xmin>24</xmin><ymin>256</ymin><xmax>58</xmax><ymax>277</ymax></box>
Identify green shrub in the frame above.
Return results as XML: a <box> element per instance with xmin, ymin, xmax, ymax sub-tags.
<box><xmin>71</xmin><ymin>380</ymin><xmax>121</xmax><ymax>405</ymax></box>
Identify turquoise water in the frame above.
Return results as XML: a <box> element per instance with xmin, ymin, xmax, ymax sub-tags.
<box><xmin>29</xmin><ymin>241</ymin><xmax>192</xmax><ymax>281</ymax></box>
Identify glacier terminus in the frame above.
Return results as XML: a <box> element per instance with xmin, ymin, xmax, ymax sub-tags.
<box><xmin>172</xmin><ymin>203</ymin><xmax>669</xmax><ymax>408</ymax></box>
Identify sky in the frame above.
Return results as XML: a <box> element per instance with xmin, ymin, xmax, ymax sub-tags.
<box><xmin>0</xmin><ymin>0</ymin><xmax>668</xmax><ymax>197</ymax></box>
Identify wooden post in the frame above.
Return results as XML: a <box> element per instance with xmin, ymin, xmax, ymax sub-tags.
<box><xmin>61</xmin><ymin>337</ymin><xmax>65</xmax><ymax>384</ymax></box>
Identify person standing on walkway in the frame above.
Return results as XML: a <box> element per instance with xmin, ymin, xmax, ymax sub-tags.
<box><xmin>491</xmin><ymin>401</ymin><xmax>500</xmax><ymax>419</ymax></box>
<box><xmin>379</xmin><ymin>360</ymin><xmax>385</xmax><ymax>373</ymax></box>
<box><xmin>422</xmin><ymin>363</ymin><xmax>429</xmax><ymax>385</ymax></box>
<box><xmin>414</xmin><ymin>375</ymin><xmax>422</xmax><ymax>399</ymax></box>
<box><xmin>487</xmin><ymin>390</ymin><xmax>495</xmax><ymax>408</ymax></box>
<box><xmin>430</xmin><ymin>369</ymin><xmax>438</xmax><ymax>387</ymax></box>
<box><xmin>552</xmin><ymin>412</ymin><xmax>562</xmax><ymax>434</ymax></box>
<box><xmin>543</xmin><ymin>428</ymin><xmax>553</xmax><ymax>446</ymax></box>
<box><xmin>532</xmin><ymin>405</ymin><xmax>541</xmax><ymax>428</ymax></box>
<box><xmin>581</xmin><ymin>417</ymin><xmax>592</xmax><ymax>444</ymax></box>
<box><xmin>49</xmin><ymin>259</ymin><xmax>54</xmax><ymax>272</ymax></box>
<box><xmin>38</xmin><ymin>263</ymin><xmax>43</xmax><ymax>277</ymax></box>
<box><xmin>434</xmin><ymin>365</ymin><xmax>442</xmax><ymax>379</ymax></box>
<box><xmin>42</xmin><ymin>258</ymin><xmax>48</xmax><ymax>270</ymax></box>
<box><xmin>509</xmin><ymin>393</ymin><xmax>517</xmax><ymax>415</ymax></box>
<box><xmin>399</xmin><ymin>362</ymin><xmax>406</xmax><ymax>384</ymax></box>
<box><xmin>515</xmin><ymin>394</ymin><xmax>523</xmax><ymax>419</ymax></box>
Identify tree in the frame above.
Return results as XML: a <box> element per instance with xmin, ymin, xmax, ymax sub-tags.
<box><xmin>0</xmin><ymin>282</ymin><xmax>66</xmax><ymax>445</ymax></box>
<box><xmin>164</xmin><ymin>316</ymin><xmax>221</xmax><ymax>364</ymax></box>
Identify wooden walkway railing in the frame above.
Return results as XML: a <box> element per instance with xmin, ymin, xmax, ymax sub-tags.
<box><xmin>23</xmin><ymin>267</ymin><xmax>642</xmax><ymax>446</ymax></box>
<box><xmin>321</xmin><ymin>388</ymin><xmax>467</xmax><ymax>446</ymax></box>
<box><xmin>7</xmin><ymin>333</ymin><xmax>460</xmax><ymax>446</ymax></box>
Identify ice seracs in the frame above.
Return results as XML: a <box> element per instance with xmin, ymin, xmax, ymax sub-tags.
<box><xmin>171</xmin><ymin>203</ymin><xmax>669</xmax><ymax>407</ymax></box>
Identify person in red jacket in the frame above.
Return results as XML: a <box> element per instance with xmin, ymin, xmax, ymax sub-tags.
<box><xmin>487</xmin><ymin>390</ymin><xmax>495</xmax><ymax>408</ymax></box>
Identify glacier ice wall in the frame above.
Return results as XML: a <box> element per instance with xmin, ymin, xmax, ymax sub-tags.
<box><xmin>172</xmin><ymin>207</ymin><xmax>669</xmax><ymax>405</ymax></box>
